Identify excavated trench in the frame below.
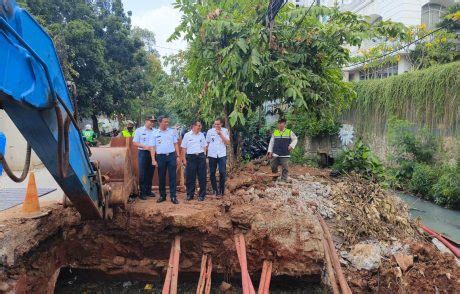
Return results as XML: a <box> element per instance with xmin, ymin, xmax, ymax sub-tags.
<box><xmin>3</xmin><ymin>164</ymin><xmax>459</xmax><ymax>293</ymax></box>
<box><xmin>0</xmin><ymin>175</ymin><xmax>326</xmax><ymax>293</ymax></box>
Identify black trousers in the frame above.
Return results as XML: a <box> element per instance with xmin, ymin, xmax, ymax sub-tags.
<box><xmin>157</xmin><ymin>152</ymin><xmax>177</xmax><ymax>199</ymax></box>
<box><xmin>138</xmin><ymin>150</ymin><xmax>154</xmax><ymax>197</ymax></box>
<box><xmin>186</xmin><ymin>153</ymin><xmax>206</xmax><ymax>198</ymax></box>
<box><xmin>208</xmin><ymin>156</ymin><xmax>227</xmax><ymax>194</ymax></box>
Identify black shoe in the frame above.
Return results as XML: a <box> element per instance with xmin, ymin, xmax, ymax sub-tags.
<box><xmin>171</xmin><ymin>198</ymin><xmax>179</xmax><ymax>205</ymax></box>
<box><xmin>156</xmin><ymin>197</ymin><xmax>166</xmax><ymax>203</ymax></box>
<box><xmin>198</xmin><ymin>197</ymin><xmax>205</xmax><ymax>202</ymax></box>
<box><xmin>147</xmin><ymin>193</ymin><xmax>156</xmax><ymax>198</ymax></box>
<box><xmin>139</xmin><ymin>195</ymin><xmax>147</xmax><ymax>200</ymax></box>
<box><xmin>186</xmin><ymin>195</ymin><xmax>194</xmax><ymax>201</ymax></box>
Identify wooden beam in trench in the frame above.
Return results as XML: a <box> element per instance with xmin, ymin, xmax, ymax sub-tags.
<box><xmin>162</xmin><ymin>236</ymin><xmax>181</xmax><ymax>294</ymax></box>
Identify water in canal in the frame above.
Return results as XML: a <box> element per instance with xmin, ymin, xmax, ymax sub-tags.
<box><xmin>54</xmin><ymin>268</ymin><xmax>323</xmax><ymax>293</ymax></box>
<box><xmin>396</xmin><ymin>192</ymin><xmax>460</xmax><ymax>243</ymax></box>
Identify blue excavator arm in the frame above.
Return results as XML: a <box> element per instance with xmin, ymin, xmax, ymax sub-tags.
<box><xmin>0</xmin><ymin>0</ymin><xmax>103</xmax><ymax>219</ymax></box>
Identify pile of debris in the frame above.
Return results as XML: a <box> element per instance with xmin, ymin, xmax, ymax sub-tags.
<box><xmin>226</xmin><ymin>163</ymin><xmax>459</xmax><ymax>293</ymax></box>
<box><xmin>329</xmin><ymin>173</ymin><xmax>417</xmax><ymax>245</ymax></box>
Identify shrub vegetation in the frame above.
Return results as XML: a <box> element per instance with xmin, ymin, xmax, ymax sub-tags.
<box><xmin>386</xmin><ymin>118</ymin><xmax>459</xmax><ymax>209</ymax></box>
<box><xmin>333</xmin><ymin>140</ymin><xmax>385</xmax><ymax>181</ymax></box>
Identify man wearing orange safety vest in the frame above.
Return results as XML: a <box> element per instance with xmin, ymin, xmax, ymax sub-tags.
<box><xmin>267</xmin><ymin>118</ymin><xmax>298</xmax><ymax>182</ymax></box>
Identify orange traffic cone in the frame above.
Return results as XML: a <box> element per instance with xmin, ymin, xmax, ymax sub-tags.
<box><xmin>22</xmin><ymin>172</ymin><xmax>44</xmax><ymax>217</ymax></box>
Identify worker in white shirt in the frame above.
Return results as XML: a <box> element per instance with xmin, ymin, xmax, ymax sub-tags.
<box><xmin>181</xmin><ymin>120</ymin><xmax>208</xmax><ymax>201</ymax></box>
<box><xmin>206</xmin><ymin>118</ymin><xmax>230</xmax><ymax>197</ymax></box>
<box><xmin>267</xmin><ymin>118</ymin><xmax>298</xmax><ymax>182</ymax></box>
<box><xmin>150</xmin><ymin>115</ymin><xmax>181</xmax><ymax>204</ymax></box>
<box><xmin>133</xmin><ymin>115</ymin><xmax>157</xmax><ymax>200</ymax></box>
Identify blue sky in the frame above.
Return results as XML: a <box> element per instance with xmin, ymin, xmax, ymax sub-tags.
<box><xmin>121</xmin><ymin>0</ymin><xmax>186</xmax><ymax>57</ymax></box>
<box><xmin>122</xmin><ymin>0</ymin><xmax>174</xmax><ymax>16</ymax></box>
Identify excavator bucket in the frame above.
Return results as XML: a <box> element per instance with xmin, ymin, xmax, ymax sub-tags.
<box><xmin>90</xmin><ymin>137</ymin><xmax>183</xmax><ymax>211</ymax></box>
<box><xmin>90</xmin><ymin>145</ymin><xmax>138</xmax><ymax>208</ymax></box>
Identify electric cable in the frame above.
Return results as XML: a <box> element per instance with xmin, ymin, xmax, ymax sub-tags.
<box><xmin>289</xmin><ymin>0</ymin><xmax>317</xmax><ymax>38</ymax></box>
<box><xmin>343</xmin><ymin>24</ymin><xmax>449</xmax><ymax>69</ymax></box>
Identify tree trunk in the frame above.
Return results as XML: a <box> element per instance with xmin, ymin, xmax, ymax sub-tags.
<box><xmin>224</xmin><ymin>105</ymin><xmax>236</xmax><ymax>169</ymax></box>
<box><xmin>91</xmin><ymin>114</ymin><xmax>99</xmax><ymax>134</ymax></box>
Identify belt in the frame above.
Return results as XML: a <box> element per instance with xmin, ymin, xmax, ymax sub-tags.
<box><xmin>157</xmin><ymin>152</ymin><xmax>175</xmax><ymax>156</ymax></box>
<box><xmin>187</xmin><ymin>152</ymin><xmax>204</xmax><ymax>156</ymax></box>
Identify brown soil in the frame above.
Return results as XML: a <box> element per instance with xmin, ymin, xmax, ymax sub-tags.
<box><xmin>0</xmin><ymin>163</ymin><xmax>458</xmax><ymax>293</ymax></box>
<box><xmin>346</xmin><ymin>241</ymin><xmax>460</xmax><ymax>293</ymax></box>
<box><xmin>0</xmin><ymin>164</ymin><xmax>324</xmax><ymax>293</ymax></box>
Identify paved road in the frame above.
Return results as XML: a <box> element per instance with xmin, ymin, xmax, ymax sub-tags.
<box><xmin>0</xmin><ymin>165</ymin><xmax>62</xmax><ymax>221</ymax></box>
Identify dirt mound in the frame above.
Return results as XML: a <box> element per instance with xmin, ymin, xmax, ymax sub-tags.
<box><xmin>1</xmin><ymin>162</ymin><xmax>458</xmax><ymax>293</ymax></box>
<box><xmin>0</xmin><ymin>164</ymin><xmax>326</xmax><ymax>292</ymax></box>
<box><xmin>346</xmin><ymin>242</ymin><xmax>460</xmax><ymax>293</ymax></box>
<box><xmin>329</xmin><ymin>174</ymin><xmax>417</xmax><ymax>245</ymax></box>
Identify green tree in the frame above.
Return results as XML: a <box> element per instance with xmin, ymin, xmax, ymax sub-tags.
<box><xmin>169</xmin><ymin>0</ymin><xmax>404</xmax><ymax>161</ymax></box>
<box><xmin>21</xmin><ymin>0</ymin><xmax>155</xmax><ymax>132</ymax></box>
<box><xmin>438</xmin><ymin>4</ymin><xmax>460</xmax><ymax>33</ymax></box>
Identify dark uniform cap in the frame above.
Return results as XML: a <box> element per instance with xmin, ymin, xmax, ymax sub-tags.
<box><xmin>145</xmin><ymin>115</ymin><xmax>157</xmax><ymax>122</ymax></box>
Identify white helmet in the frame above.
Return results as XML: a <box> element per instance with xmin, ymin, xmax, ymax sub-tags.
<box><xmin>85</xmin><ymin>124</ymin><xmax>92</xmax><ymax>130</ymax></box>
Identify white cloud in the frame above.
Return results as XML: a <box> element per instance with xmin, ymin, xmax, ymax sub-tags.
<box><xmin>131</xmin><ymin>5</ymin><xmax>187</xmax><ymax>57</ymax></box>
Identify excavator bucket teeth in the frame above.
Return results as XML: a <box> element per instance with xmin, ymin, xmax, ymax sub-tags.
<box><xmin>90</xmin><ymin>146</ymin><xmax>137</xmax><ymax>208</ymax></box>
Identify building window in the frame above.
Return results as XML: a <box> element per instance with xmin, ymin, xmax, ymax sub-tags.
<box><xmin>359</xmin><ymin>63</ymin><xmax>398</xmax><ymax>80</ymax></box>
<box><xmin>421</xmin><ymin>4</ymin><xmax>446</xmax><ymax>30</ymax></box>
<box><xmin>349</xmin><ymin>72</ymin><xmax>355</xmax><ymax>81</ymax></box>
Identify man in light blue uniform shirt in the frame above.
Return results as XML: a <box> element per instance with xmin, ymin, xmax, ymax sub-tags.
<box><xmin>150</xmin><ymin>115</ymin><xmax>181</xmax><ymax>204</ymax></box>
<box><xmin>206</xmin><ymin>118</ymin><xmax>230</xmax><ymax>197</ymax></box>
<box><xmin>181</xmin><ymin>120</ymin><xmax>207</xmax><ymax>201</ymax></box>
<box><xmin>133</xmin><ymin>116</ymin><xmax>156</xmax><ymax>200</ymax></box>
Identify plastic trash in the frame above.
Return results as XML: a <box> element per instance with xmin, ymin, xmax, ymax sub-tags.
<box><xmin>122</xmin><ymin>281</ymin><xmax>132</xmax><ymax>288</ymax></box>
<box><xmin>144</xmin><ymin>284</ymin><xmax>153</xmax><ymax>293</ymax></box>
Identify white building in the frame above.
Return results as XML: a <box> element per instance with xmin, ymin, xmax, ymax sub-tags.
<box><xmin>0</xmin><ymin>110</ymin><xmax>41</xmax><ymax>170</ymax></box>
<box><xmin>290</xmin><ymin>0</ymin><xmax>458</xmax><ymax>81</ymax></box>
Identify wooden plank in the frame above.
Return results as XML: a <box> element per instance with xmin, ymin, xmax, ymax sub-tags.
<box><xmin>322</xmin><ymin>238</ymin><xmax>340</xmax><ymax>294</ymax></box>
<box><xmin>162</xmin><ymin>240</ymin><xmax>175</xmax><ymax>294</ymax></box>
<box><xmin>262</xmin><ymin>261</ymin><xmax>272</xmax><ymax>294</ymax></box>
<box><xmin>170</xmin><ymin>236</ymin><xmax>181</xmax><ymax>294</ymax></box>
<box><xmin>317</xmin><ymin>215</ymin><xmax>352</xmax><ymax>294</ymax></box>
<box><xmin>239</xmin><ymin>234</ymin><xmax>255</xmax><ymax>294</ymax></box>
<box><xmin>204</xmin><ymin>256</ymin><xmax>212</xmax><ymax>294</ymax></box>
<box><xmin>196</xmin><ymin>255</ymin><xmax>208</xmax><ymax>294</ymax></box>
<box><xmin>258</xmin><ymin>260</ymin><xmax>268</xmax><ymax>294</ymax></box>
<box><xmin>234</xmin><ymin>234</ymin><xmax>249</xmax><ymax>294</ymax></box>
